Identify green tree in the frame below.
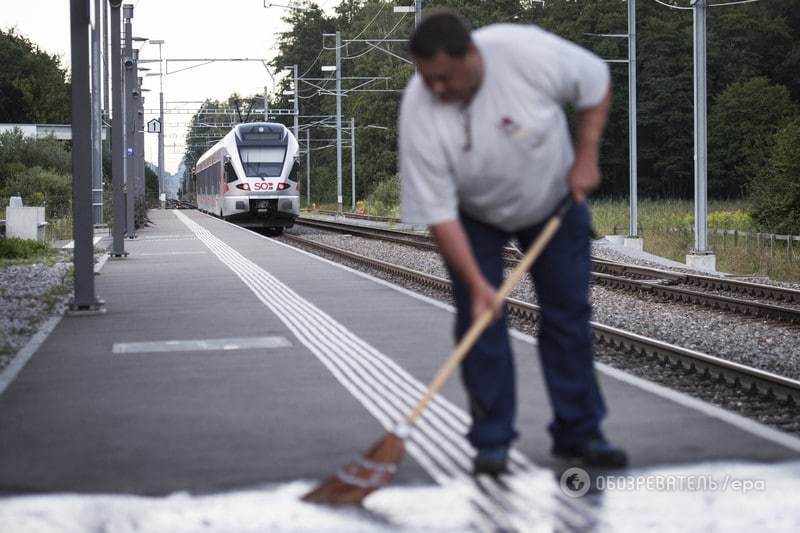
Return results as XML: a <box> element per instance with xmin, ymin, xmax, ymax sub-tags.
<box><xmin>708</xmin><ymin>77</ymin><xmax>797</xmax><ymax>198</ymax></box>
<box><xmin>0</xmin><ymin>28</ymin><xmax>71</xmax><ymax>123</ymax></box>
<box><xmin>184</xmin><ymin>0</ymin><xmax>800</xmax><ymax>207</ymax></box>
<box><xmin>750</xmin><ymin>118</ymin><xmax>800</xmax><ymax>233</ymax></box>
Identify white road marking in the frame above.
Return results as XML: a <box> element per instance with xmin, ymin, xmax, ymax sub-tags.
<box><xmin>61</xmin><ymin>236</ymin><xmax>104</xmax><ymax>249</ymax></box>
<box><xmin>139</xmin><ymin>251</ymin><xmax>208</xmax><ymax>256</ymax></box>
<box><xmin>112</xmin><ymin>336</ymin><xmax>292</xmax><ymax>355</ymax></box>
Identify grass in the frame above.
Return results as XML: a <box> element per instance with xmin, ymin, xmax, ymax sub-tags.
<box><xmin>47</xmin><ymin>215</ymin><xmax>73</xmax><ymax>241</ymax></box>
<box><xmin>0</xmin><ymin>237</ymin><xmax>53</xmax><ymax>260</ymax></box>
<box><xmin>588</xmin><ymin>198</ymin><xmax>800</xmax><ymax>282</ymax></box>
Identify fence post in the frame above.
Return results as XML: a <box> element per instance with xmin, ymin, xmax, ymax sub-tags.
<box><xmin>770</xmin><ymin>234</ymin><xmax>775</xmax><ymax>257</ymax></box>
<box><xmin>722</xmin><ymin>230</ymin><xmax>726</xmax><ymax>251</ymax></box>
<box><xmin>789</xmin><ymin>237</ymin><xmax>794</xmax><ymax>263</ymax></box>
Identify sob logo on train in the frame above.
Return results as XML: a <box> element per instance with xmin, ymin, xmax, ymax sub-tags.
<box><xmin>252</xmin><ymin>182</ymin><xmax>274</xmax><ymax>191</ymax></box>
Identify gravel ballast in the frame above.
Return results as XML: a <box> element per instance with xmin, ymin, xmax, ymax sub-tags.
<box><xmin>0</xmin><ymin>262</ymin><xmax>71</xmax><ymax>372</ymax></box>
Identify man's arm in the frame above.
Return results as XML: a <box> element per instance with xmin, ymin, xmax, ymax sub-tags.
<box><xmin>429</xmin><ymin>220</ymin><xmax>503</xmax><ymax>324</ymax></box>
<box><xmin>568</xmin><ymin>84</ymin><xmax>611</xmax><ymax>203</ymax></box>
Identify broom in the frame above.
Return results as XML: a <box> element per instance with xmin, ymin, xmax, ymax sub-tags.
<box><xmin>302</xmin><ymin>196</ymin><xmax>574</xmax><ymax>505</ymax></box>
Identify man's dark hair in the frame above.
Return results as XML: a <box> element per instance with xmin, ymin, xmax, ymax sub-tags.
<box><xmin>409</xmin><ymin>10</ymin><xmax>472</xmax><ymax>59</ymax></box>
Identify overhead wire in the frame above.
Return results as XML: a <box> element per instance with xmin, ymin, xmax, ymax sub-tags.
<box><xmin>650</xmin><ymin>0</ymin><xmax>761</xmax><ymax>10</ymax></box>
<box><xmin>708</xmin><ymin>0</ymin><xmax>761</xmax><ymax>6</ymax></box>
<box><xmin>300</xmin><ymin>48</ymin><xmax>325</xmax><ymax>78</ymax></box>
<box><xmin>650</xmin><ymin>0</ymin><xmax>693</xmax><ymax>9</ymax></box>
<box><xmin>329</xmin><ymin>2</ymin><xmax>389</xmax><ymax>49</ymax></box>
<box><xmin>341</xmin><ymin>13</ymin><xmax>409</xmax><ymax>60</ymax></box>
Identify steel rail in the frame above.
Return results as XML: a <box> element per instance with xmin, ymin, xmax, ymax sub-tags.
<box><xmin>281</xmin><ymin>233</ymin><xmax>800</xmax><ymax>404</ymax></box>
<box><xmin>316</xmin><ymin>209</ymin><xmax>405</xmax><ymax>224</ymax></box>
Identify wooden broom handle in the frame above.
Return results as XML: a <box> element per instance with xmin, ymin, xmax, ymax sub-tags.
<box><xmin>405</xmin><ymin>198</ymin><xmax>573</xmax><ymax>426</ymax></box>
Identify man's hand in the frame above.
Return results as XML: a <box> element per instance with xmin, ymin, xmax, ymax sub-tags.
<box><xmin>469</xmin><ymin>276</ymin><xmax>504</xmax><ymax>325</ymax></box>
<box><xmin>569</xmin><ymin>84</ymin><xmax>611</xmax><ymax>203</ymax></box>
<box><xmin>567</xmin><ymin>150</ymin><xmax>601</xmax><ymax>204</ymax></box>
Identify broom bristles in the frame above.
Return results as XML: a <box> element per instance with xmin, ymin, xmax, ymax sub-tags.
<box><xmin>302</xmin><ymin>432</ymin><xmax>406</xmax><ymax>505</ymax></box>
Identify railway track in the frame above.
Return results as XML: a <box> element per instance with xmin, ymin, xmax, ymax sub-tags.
<box><xmin>317</xmin><ymin>209</ymin><xmax>399</xmax><ymax>224</ymax></box>
<box><xmin>282</xmin><ymin>232</ymin><xmax>800</xmax><ymax>406</ymax></box>
<box><xmin>167</xmin><ymin>199</ymin><xmax>197</xmax><ymax>210</ymax></box>
<box><xmin>296</xmin><ymin>217</ymin><xmax>800</xmax><ymax>323</ymax></box>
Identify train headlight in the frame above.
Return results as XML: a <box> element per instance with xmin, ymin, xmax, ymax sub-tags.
<box><xmin>236</xmin><ymin>183</ymin><xmax>250</xmax><ymax>191</ymax></box>
<box><xmin>276</xmin><ymin>182</ymin><xmax>290</xmax><ymax>191</ymax></box>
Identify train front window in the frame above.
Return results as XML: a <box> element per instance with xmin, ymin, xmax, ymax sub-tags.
<box><xmin>239</xmin><ymin>146</ymin><xmax>285</xmax><ymax>177</ymax></box>
<box><xmin>224</xmin><ymin>160</ymin><xmax>238</xmax><ymax>183</ymax></box>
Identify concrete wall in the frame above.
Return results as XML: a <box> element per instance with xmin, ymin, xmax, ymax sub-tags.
<box><xmin>6</xmin><ymin>206</ymin><xmax>47</xmax><ymax>241</ymax></box>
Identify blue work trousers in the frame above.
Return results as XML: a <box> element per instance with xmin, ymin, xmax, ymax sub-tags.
<box><xmin>447</xmin><ymin>202</ymin><xmax>606</xmax><ymax>450</ymax></box>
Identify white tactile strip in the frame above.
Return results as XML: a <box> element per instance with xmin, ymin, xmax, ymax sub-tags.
<box><xmin>112</xmin><ymin>336</ymin><xmax>293</xmax><ymax>355</ymax></box>
<box><xmin>174</xmin><ymin>210</ymin><xmax>594</xmax><ymax>532</ymax></box>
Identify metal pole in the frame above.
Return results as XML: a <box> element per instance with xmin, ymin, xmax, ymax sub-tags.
<box><xmin>69</xmin><ymin>0</ymin><xmax>100</xmax><ymax>311</ymax></box>
<box><xmin>351</xmin><ymin>117</ymin><xmax>356</xmax><ymax>211</ymax></box>
<box><xmin>264</xmin><ymin>86</ymin><xmax>269</xmax><ymax>121</ymax></box>
<box><xmin>109</xmin><ymin>0</ymin><xmax>126</xmax><ymax>257</ymax></box>
<box><xmin>293</xmin><ymin>64</ymin><xmax>299</xmax><ymax>141</ymax></box>
<box><xmin>628</xmin><ymin>0</ymin><xmax>638</xmax><ymax>238</ymax></box>
<box><xmin>335</xmin><ymin>30</ymin><xmax>343</xmax><ymax>215</ymax></box>
<box><xmin>137</xmin><ymin>85</ymin><xmax>145</xmax><ymax>207</ymax></box>
<box><xmin>123</xmin><ymin>5</ymin><xmax>136</xmax><ymax>238</ymax></box>
<box><xmin>91</xmin><ymin>0</ymin><xmax>103</xmax><ymax>226</ymax></box>
<box><xmin>306</xmin><ymin>128</ymin><xmax>311</xmax><ymax>207</ymax></box>
<box><xmin>158</xmin><ymin>41</ymin><xmax>165</xmax><ymax>207</ymax></box>
<box><xmin>415</xmin><ymin>0</ymin><xmax>422</xmax><ymax>26</ymax></box>
<box><xmin>102</xmin><ymin>0</ymin><xmax>110</xmax><ymax>120</ymax></box>
<box><xmin>693</xmin><ymin>0</ymin><xmax>708</xmax><ymax>253</ymax></box>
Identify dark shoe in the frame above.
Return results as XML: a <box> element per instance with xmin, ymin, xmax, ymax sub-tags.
<box><xmin>473</xmin><ymin>445</ymin><xmax>509</xmax><ymax>476</ymax></box>
<box><xmin>552</xmin><ymin>438</ymin><xmax>628</xmax><ymax>468</ymax></box>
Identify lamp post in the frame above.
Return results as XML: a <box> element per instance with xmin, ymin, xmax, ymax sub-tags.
<box><xmin>687</xmin><ymin>0</ymin><xmax>715</xmax><ymax>271</ymax></box>
<box><xmin>69</xmin><ymin>0</ymin><xmax>102</xmax><ymax>312</ymax></box>
<box><xmin>306</xmin><ymin>128</ymin><xmax>310</xmax><ymax>207</ymax></box>
<box><xmin>109</xmin><ymin>0</ymin><xmax>127</xmax><ymax>257</ymax></box>
<box><xmin>123</xmin><ymin>4</ymin><xmax>136</xmax><ymax>238</ymax></box>
<box><xmin>350</xmin><ymin>117</ymin><xmax>356</xmax><ymax>211</ymax></box>
<box><xmin>91</xmin><ymin>0</ymin><xmax>103</xmax><ymax>226</ymax></box>
<box><xmin>627</xmin><ymin>0</ymin><xmax>639</xmax><ymax>246</ymax></box>
<box><xmin>321</xmin><ymin>32</ymin><xmax>342</xmax><ymax>216</ymax></box>
<box><xmin>132</xmin><ymin>38</ymin><xmax>148</xmax><ymax>211</ymax></box>
<box><xmin>149</xmin><ymin>39</ymin><xmax>165</xmax><ymax>206</ymax></box>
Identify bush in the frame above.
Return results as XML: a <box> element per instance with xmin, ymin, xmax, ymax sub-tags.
<box><xmin>0</xmin><ymin>130</ymin><xmax>71</xmax><ymax>175</ymax></box>
<box><xmin>0</xmin><ymin>237</ymin><xmax>52</xmax><ymax>259</ymax></box>
<box><xmin>367</xmin><ymin>174</ymin><xmax>399</xmax><ymax>208</ymax></box>
<box><xmin>706</xmin><ymin>209</ymin><xmax>754</xmax><ymax>231</ymax></box>
<box><xmin>0</xmin><ymin>166</ymin><xmax>71</xmax><ymax>219</ymax></box>
<box><xmin>750</xmin><ymin>118</ymin><xmax>800</xmax><ymax>234</ymax></box>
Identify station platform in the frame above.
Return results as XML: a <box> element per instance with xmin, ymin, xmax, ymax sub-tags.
<box><xmin>0</xmin><ymin>209</ymin><xmax>798</xmax><ymax>531</ymax></box>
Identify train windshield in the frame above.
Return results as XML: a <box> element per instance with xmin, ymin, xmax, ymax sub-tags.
<box><xmin>238</xmin><ymin>146</ymin><xmax>286</xmax><ymax>177</ymax></box>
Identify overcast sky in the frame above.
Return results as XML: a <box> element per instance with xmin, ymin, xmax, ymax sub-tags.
<box><xmin>4</xmin><ymin>1</ymin><xmax>340</xmax><ymax>173</ymax></box>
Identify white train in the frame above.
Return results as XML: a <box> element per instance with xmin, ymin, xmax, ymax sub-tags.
<box><xmin>194</xmin><ymin>122</ymin><xmax>300</xmax><ymax>234</ymax></box>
